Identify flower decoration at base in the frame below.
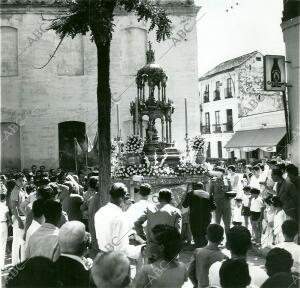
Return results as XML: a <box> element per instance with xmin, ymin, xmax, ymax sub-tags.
<box><xmin>125</xmin><ymin>135</ymin><xmax>144</xmax><ymax>154</ymax></box>
<box><xmin>191</xmin><ymin>135</ymin><xmax>206</xmax><ymax>152</ymax></box>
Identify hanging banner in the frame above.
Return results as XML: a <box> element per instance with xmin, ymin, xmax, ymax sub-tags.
<box><xmin>264</xmin><ymin>55</ymin><xmax>286</xmax><ymax>91</ymax></box>
<box><xmin>260</xmin><ymin>146</ymin><xmax>276</xmax><ymax>152</ymax></box>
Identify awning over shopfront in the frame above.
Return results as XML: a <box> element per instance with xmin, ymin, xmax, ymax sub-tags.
<box><xmin>224</xmin><ymin>127</ymin><xmax>286</xmax><ymax>152</ymax></box>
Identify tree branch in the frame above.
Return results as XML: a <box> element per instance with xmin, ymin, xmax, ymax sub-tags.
<box><xmin>34</xmin><ymin>37</ymin><xmax>65</xmax><ymax>69</ymax></box>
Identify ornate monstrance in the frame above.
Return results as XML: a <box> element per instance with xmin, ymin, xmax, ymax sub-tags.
<box><xmin>130</xmin><ymin>42</ymin><xmax>179</xmax><ymax>165</ymax></box>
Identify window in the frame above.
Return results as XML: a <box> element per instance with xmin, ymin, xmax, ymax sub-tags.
<box><xmin>214</xmin><ymin>81</ymin><xmax>221</xmax><ymax>100</ymax></box>
<box><xmin>202</xmin><ymin>112</ymin><xmax>210</xmax><ymax>133</ymax></box>
<box><xmin>226</xmin><ymin>109</ymin><xmax>233</xmax><ymax>132</ymax></box>
<box><xmin>57</xmin><ymin>35</ymin><xmax>84</xmax><ymax>76</ymax></box>
<box><xmin>204</xmin><ymin>84</ymin><xmax>209</xmax><ymax>103</ymax></box>
<box><xmin>206</xmin><ymin>142</ymin><xmax>211</xmax><ymax>158</ymax></box>
<box><xmin>226</xmin><ymin>78</ymin><xmax>233</xmax><ymax>98</ymax></box>
<box><xmin>121</xmin><ymin>27</ymin><xmax>147</xmax><ymax>75</ymax></box>
<box><xmin>214</xmin><ymin>111</ymin><xmax>221</xmax><ymax>132</ymax></box>
<box><xmin>1</xmin><ymin>27</ymin><xmax>18</xmax><ymax>76</ymax></box>
<box><xmin>218</xmin><ymin>141</ymin><xmax>223</xmax><ymax>158</ymax></box>
<box><xmin>256</xmin><ymin>57</ymin><xmax>261</xmax><ymax>61</ymax></box>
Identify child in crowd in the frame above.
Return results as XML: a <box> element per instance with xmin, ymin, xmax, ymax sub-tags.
<box><xmin>241</xmin><ymin>186</ymin><xmax>251</xmax><ymax>229</ymax></box>
<box><xmin>272</xmin><ymin>196</ymin><xmax>287</xmax><ymax>244</ymax></box>
<box><xmin>249</xmin><ymin>188</ymin><xmax>264</xmax><ymax>246</ymax></box>
<box><xmin>275</xmin><ymin>219</ymin><xmax>300</xmax><ymax>272</ymax></box>
<box><xmin>219</xmin><ymin>259</ymin><xmax>251</xmax><ymax>288</ymax></box>
<box><xmin>188</xmin><ymin>224</ymin><xmax>226</xmax><ymax>288</ymax></box>
<box><xmin>0</xmin><ymin>193</ymin><xmax>12</xmax><ymax>271</ymax></box>
<box><xmin>232</xmin><ymin>197</ymin><xmax>244</xmax><ymax>226</ymax></box>
<box><xmin>135</xmin><ymin>224</ymin><xmax>187</xmax><ymax>288</ymax></box>
<box><xmin>261</xmin><ymin>196</ymin><xmax>275</xmax><ymax>247</ymax></box>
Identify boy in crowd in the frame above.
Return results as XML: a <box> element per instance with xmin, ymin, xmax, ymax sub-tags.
<box><xmin>249</xmin><ymin>188</ymin><xmax>264</xmax><ymax>246</ymax></box>
<box><xmin>188</xmin><ymin>224</ymin><xmax>226</xmax><ymax>288</ymax></box>
<box><xmin>274</xmin><ymin>219</ymin><xmax>299</xmax><ymax>272</ymax></box>
<box><xmin>232</xmin><ymin>197</ymin><xmax>243</xmax><ymax>226</ymax></box>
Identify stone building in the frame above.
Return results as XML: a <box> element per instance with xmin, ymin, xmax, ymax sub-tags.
<box><xmin>199</xmin><ymin>51</ymin><xmax>286</xmax><ymax>161</ymax></box>
<box><xmin>0</xmin><ymin>0</ymin><xmax>200</xmax><ymax>171</ymax></box>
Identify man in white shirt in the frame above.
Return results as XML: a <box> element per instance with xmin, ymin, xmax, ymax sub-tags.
<box><xmin>24</xmin><ymin>199</ymin><xmax>45</xmax><ymax>251</ymax></box>
<box><xmin>94</xmin><ymin>183</ymin><xmax>143</xmax><ymax>260</ymax></box>
<box><xmin>274</xmin><ymin>219</ymin><xmax>300</xmax><ymax>272</ymax></box>
<box><xmin>209</xmin><ymin>226</ymin><xmax>268</xmax><ymax>288</ymax></box>
<box><xmin>126</xmin><ymin>183</ymin><xmax>155</xmax><ymax>228</ymax></box>
<box><xmin>134</xmin><ymin>188</ymin><xmax>182</xmax><ymax>243</ymax></box>
<box><xmin>26</xmin><ymin>200</ymin><xmax>62</xmax><ymax>261</ymax></box>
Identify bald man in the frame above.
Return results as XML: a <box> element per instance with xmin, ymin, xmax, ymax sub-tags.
<box><xmin>92</xmin><ymin>251</ymin><xmax>131</xmax><ymax>288</ymax></box>
<box><xmin>55</xmin><ymin>221</ymin><xmax>92</xmax><ymax>287</ymax></box>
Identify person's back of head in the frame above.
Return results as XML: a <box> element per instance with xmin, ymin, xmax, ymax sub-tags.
<box><xmin>158</xmin><ymin>188</ymin><xmax>172</xmax><ymax>204</ymax></box>
<box><xmin>37</xmin><ymin>186</ymin><xmax>55</xmax><ymax>201</ymax></box>
<box><xmin>109</xmin><ymin>183</ymin><xmax>128</xmax><ymax>206</ymax></box>
<box><xmin>261</xmin><ymin>272</ymin><xmax>298</xmax><ymax>288</ymax></box>
<box><xmin>193</xmin><ymin>181</ymin><xmax>204</xmax><ymax>190</ymax></box>
<box><xmin>285</xmin><ymin>163</ymin><xmax>299</xmax><ymax>177</ymax></box>
<box><xmin>219</xmin><ymin>259</ymin><xmax>251</xmax><ymax>288</ymax></box>
<box><xmin>32</xmin><ymin>199</ymin><xmax>45</xmax><ymax>219</ymax></box>
<box><xmin>151</xmin><ymin>224</ymin><xmax>182</xmax><ymax>262</ymax></box>
<box><xmin>43</xmin><ymin>200</ymin><xmax>62</xmax><ymax>226</ymax></box>
<box><xmin>88</xmin><ymin>176</ymin><xmax>98</xmax><ymax>190</ymax></box>
<box><xmin>139</xmin><ymin>183</ymin><xmax>152</xmax><ymax>197</ymax></box>
<box><xmin>282</xmin><ymin>219</ymin><xmax>298</xmax><ymax>241</ymax></box>
<box><xmin>271</xmin><ymin>196</ymin><xmax>283</xmax><ymax>208</ymax></box>
<box><xmin>6</xmin><ymin>256</ymin><xmax>60</xmax><ymax>287</ymax></box>
<box><xmin>207</xmin><ymin>224</ymin><xmax>224</xmax><ymax>244</ymax></box>
<box><xmin>58</xmin><ymin>221</ymin><xmax>88</xmax><ymax>256</ymax></box>
<box><xmin>226</xmin><ymin>226</ymin><xmax>251</xmax><ymax>257</ymax></box>
<box><xmin>91</xmin><ymin>251</ymin><xmax>131</xmax><ymax>288</ymax></box>
<box><xmin>265</xmin><ymin>248</ymin><xmax>293</xmax><ymax>276</ymax></box>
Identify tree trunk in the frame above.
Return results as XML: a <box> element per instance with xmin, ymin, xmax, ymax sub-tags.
<box><xmin>96</xmin><ymin>40</ymin><xmax>112</xmax><ymax>207</ymax></box>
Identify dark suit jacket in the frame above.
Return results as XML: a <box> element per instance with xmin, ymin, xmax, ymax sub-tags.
<box><xmin>55</xmin><ymin>255</ymin><xmax>92</xmax><ymax>287</ymax></box>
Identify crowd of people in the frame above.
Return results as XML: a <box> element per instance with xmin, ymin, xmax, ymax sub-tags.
<box><xmin>0</xmin><ymin>157</ymin><xmax>299</xmax><ymax>288</ymax></box>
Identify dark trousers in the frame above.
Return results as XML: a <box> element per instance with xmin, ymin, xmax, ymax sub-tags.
<box><xmin>190</xmin><ymin>214</ymin><xmax>211</xmax><ymax>248</ymax></box>
<box><xmin>214</xmin><ymin>198</ymin><xmax>231</xmax><ymax>233</ymax></box>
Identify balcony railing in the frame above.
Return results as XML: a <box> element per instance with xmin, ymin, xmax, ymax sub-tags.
<box><xmin>201</xmin><ymin>124</ymin><xmax>211</xmax><ymax>134</ymax></box>
<box><xmin>223</xmin><ymin>122</ymin><xmax>233</xmax><ymax>132</ymax></box>
<box><xmin>203</xmin><ymin>91</ymin><xmax>209</xmax><ymax>103</ymax></box>
<box><xmin>213</xmin><ymin>90</ymin><xmax>220</xmax><ymax>101</ymax></box>
<box><xmin>224</xmin><ymin>88</ymin><xmax>233</xmax><ymax>98</ymax></box>
<box><xmin>213</xmin><ymin>124</ymin><xmax>222</xmax><ymax>133</ymax></box>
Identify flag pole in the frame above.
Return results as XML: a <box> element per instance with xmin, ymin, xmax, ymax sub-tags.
<box><xmin>74</xmin><ymin>138</ymin><xmax>78</xmax><ymax>174</ymax></box>
<box><xmin>85</xmin><ymin>134</ymin><xmax>88</xmax><ymax>167</ymax></box>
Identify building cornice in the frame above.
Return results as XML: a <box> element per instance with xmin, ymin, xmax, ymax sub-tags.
<box><xmin>281</xmin><ymin>15</ymin><xmax>300</xmax><ymax>31</ymax></box>
<box><xmin>0</xmin><ymin>2</ymin><xmax>200</xmax><ymax>16</ymax></box>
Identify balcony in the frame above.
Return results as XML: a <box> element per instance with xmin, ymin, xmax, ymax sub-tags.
<box><xmin>203</xmin><ymin>91</ymin><xmax>209</xmax><ymax>103</ymax></box>
<box><xmin>213</xmin><ymin>90</ymin><xmax>220</xmax><ymax>101</ymax></box>
<box><xmin>201</xmin><ymin>124</ymin><xmax>211</xmax><ymax>134</ymax></box>
<box><xmin>213</xmin><ymin>124</ymin><xmax>222</xmax><ymax>133</ymax></box>
<box><xmin>223</xmin><ymin>122</ymin><xmax>233</xmax><ymax>132</ymax></box>
<box><xmin>224</xmin><ymin>88</ymin><xmax>233</xmax><ymax>98</ymax></box>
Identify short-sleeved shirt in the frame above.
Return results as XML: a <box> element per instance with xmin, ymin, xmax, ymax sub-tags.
<box><xmin>250</xmin><ymin>196</ymin><xmax>264</xmax><ymax>212</ymax></box>
<box><xmin>0</xmin><ymin>202</ymin><xmax>9</xmax><ymax>222</ymax></box>
<box><xmin>10</xmin><ymin>186</ymin><xmax>27</xmax><ymax>216</ymax></box>
<box><xmin>194</xmin><ymin>246</ymin><xmax>226</xmax><ymax>287</ymax></box>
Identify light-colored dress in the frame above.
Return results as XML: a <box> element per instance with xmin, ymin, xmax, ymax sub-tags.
<box><xmin>273</xmin><ymin>209</ymin><xmax>287</xmax><ymax>244</ymax></box>
<box><xmin>262</xmin><ymin>207</ymin><xmax>275</xmax><ymax>247</ymax></box>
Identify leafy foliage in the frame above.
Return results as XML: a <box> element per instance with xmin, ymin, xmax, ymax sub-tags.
<box><xmin>49</xmin><ymin>0</ymin><xmax>172</xmax><ymax>43</ymax></box>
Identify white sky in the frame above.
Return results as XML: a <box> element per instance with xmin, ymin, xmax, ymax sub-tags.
<box><xmin>195</xmin><ymin>0</ymin><xmax>286</xmax><ymax>76</ymax></box>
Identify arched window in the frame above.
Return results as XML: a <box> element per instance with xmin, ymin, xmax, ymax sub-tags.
<box><xmin>121</xmin><ymin>27</ymin><xmax>147</xmax><ymax>75</ymax></box>
<box><xmin>1</xmin><ymin>26</ymin><xmax>18</xmax><ymax>76</ymax></box>
<box><xmin>56</xmin><ymin>35</ymin><xmax>84</xmax><ymax>76</ymax></box>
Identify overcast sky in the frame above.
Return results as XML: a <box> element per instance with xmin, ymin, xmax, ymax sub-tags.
<box><xmin>195</xmin><ymin>0</ymin><xmax>286</xmax><ymax>76</ymax></box>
